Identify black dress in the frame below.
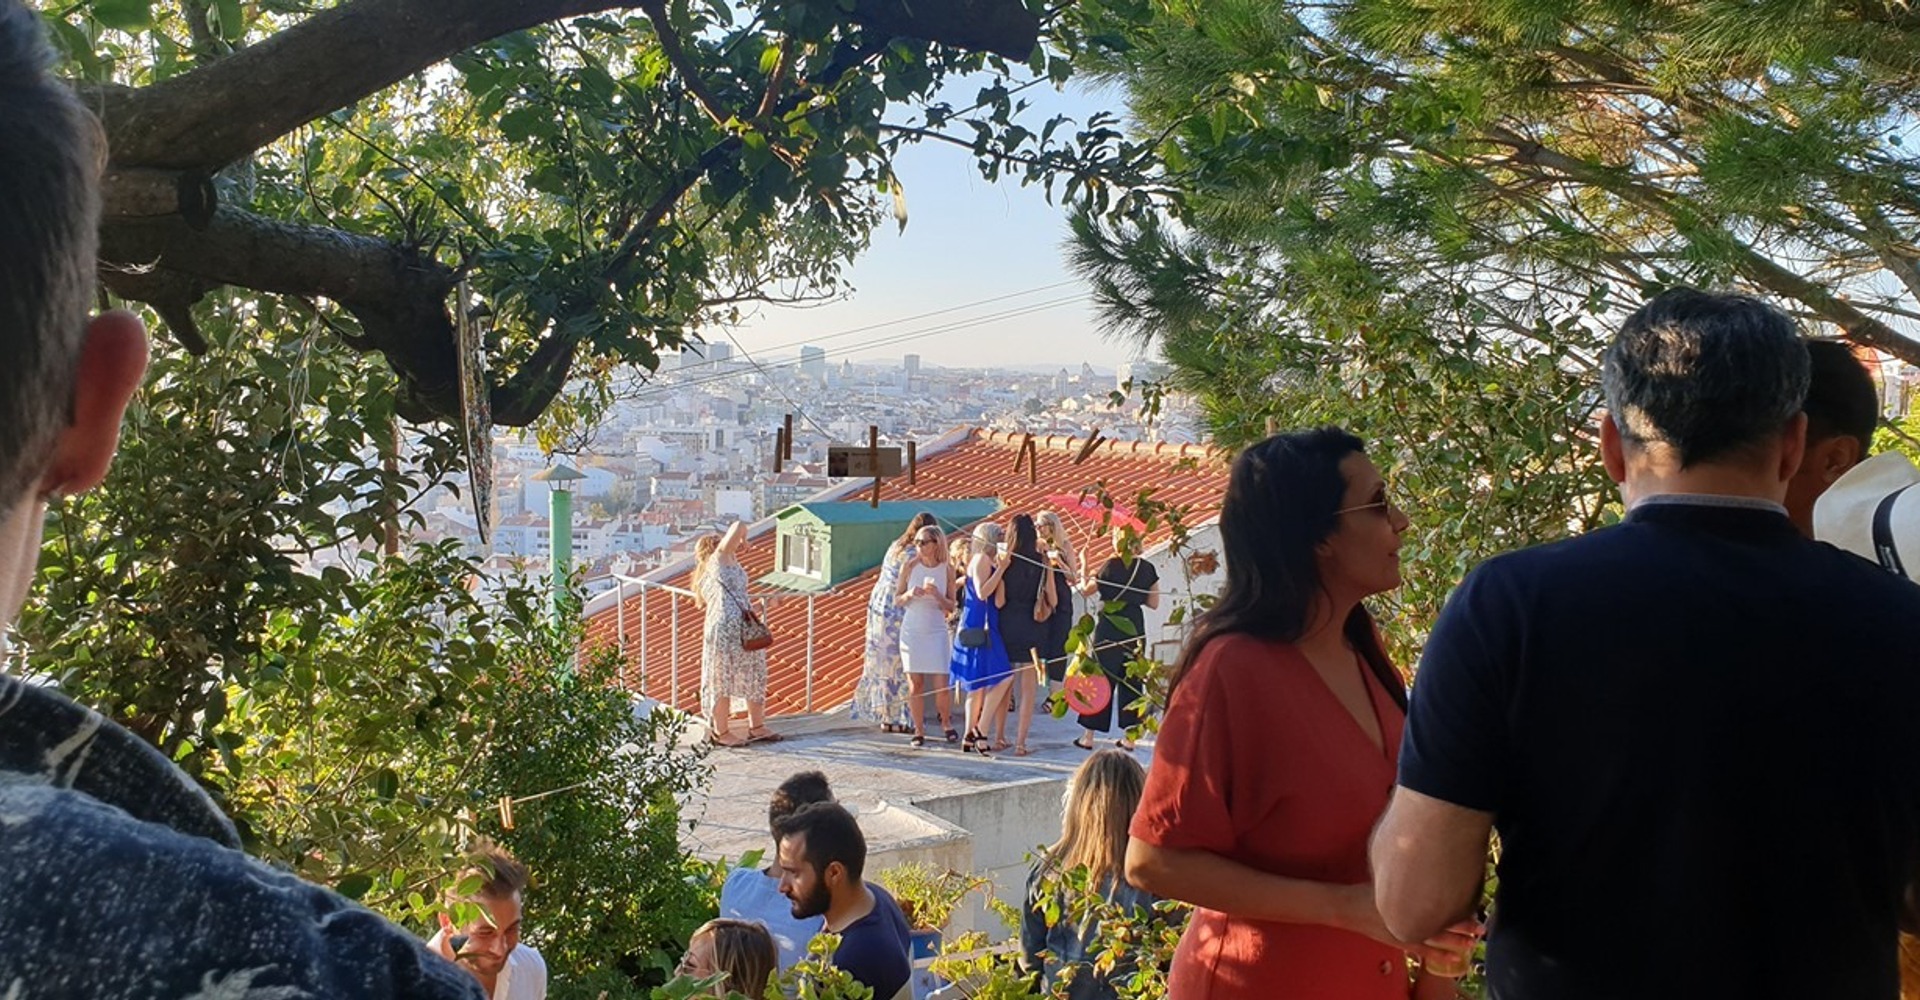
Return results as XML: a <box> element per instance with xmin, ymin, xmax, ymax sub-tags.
<box><xmin>1078</xmin><ymin>556</ymin><xmax>1158</xmax><ymax>733</ymax></box>
<box><xmin>997</xmin><ymin>551</ymin><xmax>1051</xmax><ymax>678</ymax></box>
<box><xmin>1040</xmin><ymin>557</ymin><xmax>1074</xmax><ymax>683</ymax></box>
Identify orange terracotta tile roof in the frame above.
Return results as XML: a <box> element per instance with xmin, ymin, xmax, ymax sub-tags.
<box><xmin>580</xmin><ymin>427</ymin><xmax>1229</xmax><ymax>717</ymax></box>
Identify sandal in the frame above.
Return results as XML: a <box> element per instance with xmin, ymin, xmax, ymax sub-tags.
<box><xmin>1012</xmin><ymin>744</ymin><xmax>1033</xmax><ymax>757</ymax></box>
<box><xmin>708</xmin><ymin>731</ymin><xmax>748</xmax><ymax>748</ymax></box>
<box><xmin>944</xmin><ymin>728</ymin><xmax>961</xmax><ymax>744</ymax></box>
<box><xmin>1115</xmin><ymin>738</ymin><xmax>1137</xmax><ymax>752</ymax></box>
<box><xmin>1072</xmin><ymin>736</ymin><xmax>1095</xmax><ymax>751</ymax></box>
<box><xmin>910</xmin><ymin>733</ymin><xmax>926</xmax><ymax>747</ymax></box>
<box><xmin>991</xmin><ymin>738</ymin><xmax>1013</xmax><ymax>752</ymax></box>
<box><xmin>747</xmin><ymin>727</ymin><xmax>783</xmax><ymax>743</ymax></box>
<box><xmin>963</xmin><ymin>729</ymin><xmax>990</xmax><ymax>755</ymax></box>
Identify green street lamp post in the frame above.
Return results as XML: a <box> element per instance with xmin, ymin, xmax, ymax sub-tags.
<box><xmin>531</xmin><ymin>461</ymin><xmax>587</xmax><ymax>621</ymax></box>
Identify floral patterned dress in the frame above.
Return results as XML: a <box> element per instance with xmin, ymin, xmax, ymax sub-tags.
<box><xmin>700</xmin><ymin>558</ymin><xmax>768</xmax><ymax>716</ymax></box>
<box><xmin>851</xmin><ymin>543</ymin><xmax>914</xmax><ymax>727</ymax></box>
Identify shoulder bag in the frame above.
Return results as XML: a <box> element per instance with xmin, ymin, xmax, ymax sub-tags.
<box><xmin>721</xmin><ymin>574</ymin><xmax>774</xmax><ymax>652</ymax></box>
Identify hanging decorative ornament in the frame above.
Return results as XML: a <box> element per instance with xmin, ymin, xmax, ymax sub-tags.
<box><xmin>1062</xmin><ymin>672</ymin><xmax>1112</xmax><ymax>716</ymax></box>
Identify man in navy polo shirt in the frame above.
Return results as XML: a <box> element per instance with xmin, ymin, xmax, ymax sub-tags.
<box><xmin>1371</xmin><ymin>288</ymin><xmax>1920</xmax><ymax>999</ymax></box>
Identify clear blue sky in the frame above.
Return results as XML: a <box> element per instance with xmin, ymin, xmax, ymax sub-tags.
<box><xmin>720</xmin><ymin>80</ymin><xmax>1148</xmax><ymax>371</ymax></box>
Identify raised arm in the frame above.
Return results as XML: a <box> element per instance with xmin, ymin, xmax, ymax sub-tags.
<box><xmin>717</xmin><ymin>519</ymin><xmax>747</xmax><ymax>556</ymax></box>
<box><xmin>894</xmin><ymin>558</ymin><xmax>920</xmax><ymax>606</ymax></box>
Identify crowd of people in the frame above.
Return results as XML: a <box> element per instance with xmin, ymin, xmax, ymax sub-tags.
<box><xmin>844</xmin><ymin>508</ymin><xmax>1161</xmax><ymax>757</ymax></box>
<box><xmin>10</xmin><ymin>6</ymin><xmax>1920</xmax><ymax>999</ymax></box>
<box><xmin>698</xmin><ymin>486</ymin><xmax>1165</xmax><ymax>758</ymax></box>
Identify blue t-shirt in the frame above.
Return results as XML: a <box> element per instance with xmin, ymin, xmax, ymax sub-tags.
<box><xmin>1400</xmin><ymin>501</ymin><xmax>1920</xmax><ymax>999</ymax></box>
<box><xmin>831</xmin><ymin>883</ymin><xmax>911</xmax><ymax>1000</ymax></box>
<box><xmin>719</xmin><ymin>864</ymin><xmax>825</xmax><ymax>971</ymax></box>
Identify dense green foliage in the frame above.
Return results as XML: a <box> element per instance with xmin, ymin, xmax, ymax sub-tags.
<box><xmin>44</xmin><ymin>0</ymin><xmax>1167</xmax><ymax>435</ymax></box>
<box><xmin>19</xmin><ymin>317</ymin><xmax>712</xmax><ymax>995</ymax></box>
<box><xmin>1065</xmin><ymin>0</ymin><xmax>1920</xmax><ymax>655</ymax></box>
<box><xmin>1072</xmin><ymin>0</ymin><xmax>1920</xmax><ymax>368</ymax></box>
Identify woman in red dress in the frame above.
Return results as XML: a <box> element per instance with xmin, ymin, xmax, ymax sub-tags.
<box><xmin>1127</xmin><ymin>428</ymin><xmax>1477</xmax><ymax>999</ymax></box>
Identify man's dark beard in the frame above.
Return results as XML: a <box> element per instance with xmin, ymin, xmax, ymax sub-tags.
<box><xmin>789</xmin><ymin>879</ymin><xmax>832</xmax><ymax>920</ymax></box>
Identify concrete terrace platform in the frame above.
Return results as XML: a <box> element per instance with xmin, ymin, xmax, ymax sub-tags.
<box><xmin>676</xmin><ymin>706</ymin><xmax>1156</xmax><ymax>932</ymax></box>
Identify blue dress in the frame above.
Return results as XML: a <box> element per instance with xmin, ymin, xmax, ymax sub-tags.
<box><xmin>950</xmin><ymin>576</ymin><xmax>1013</xmax><ymax>692</ymax></box>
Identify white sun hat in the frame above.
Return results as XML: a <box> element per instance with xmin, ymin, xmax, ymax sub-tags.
<box><xmin>1813</xmin><ymin>450</ymin><xmax>1920</xmax><ymax>581</ymax></box>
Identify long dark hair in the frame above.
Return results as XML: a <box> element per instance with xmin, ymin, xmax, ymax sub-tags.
<box><xmin>896</xmin><ymin>511</ymin><xmax>937</xmax><ymax>550</ymax></box>
<box><xmin>1169</xmin><ymin>427</ymin><xmax>1407</xmax><ymax>711</ymax></box>
<box><xmin>1008</xmin><ymin>512</ymin><xmax>1042</xmax><ymax>562</ymax></box>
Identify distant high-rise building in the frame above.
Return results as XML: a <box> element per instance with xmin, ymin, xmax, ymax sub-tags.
<box><xmin>800</xmin><ymin>345</ymin><xmax>828</xmax><ymax>385</ymax></box>
<box><xmin>678</xmin><ymin>340</ymin><xmax>734</xmax><ymax>369</ymax></box>
<box><xmin>904</xmin><ymin>353</ymin><xmax>921</xmax><ymax>379</ymax></box>
<box><xmin>1117</xmin><ymin>360</ymin><xmax>1171</xmax><ymax>390</ymax></box>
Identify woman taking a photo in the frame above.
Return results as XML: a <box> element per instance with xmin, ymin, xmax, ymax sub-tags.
<box><xmin>693</xmin><ymin>520</ymin><xmax>773</xmax><ymax>747</ymax></box>
<box><xmin>1126</xmin><ymin>428</ymin><xmax>1475</xmax><ymax>999</ymax></box>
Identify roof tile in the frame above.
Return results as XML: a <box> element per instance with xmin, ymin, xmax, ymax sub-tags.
<box><xmin>581</xmin><ymin>428</ymin><xmax>1229</xmax><ymax>717</ymax></box>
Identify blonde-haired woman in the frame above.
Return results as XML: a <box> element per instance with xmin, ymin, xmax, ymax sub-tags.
<box><xmin>949</xmin><ymin>522</ymin><xmax>1013</xmax><ymax>754</ymax></box>
<box><xmin>694</xmin><ymin>520</ymin><xmax>773</xmax><ymax>747</ymax></box>
<box><xmin>1022</xmin><ymin>749</ymin><xmax>1159</xmax><ymax>1000</ymax></box>
<box><xmin>678</xmin><ymin>918</ymin><xmax>777</xmax><ymax>998</ymax></box>
<box><xmin>896</xmin><ymin>523</ymin><xmax>958</xmax><ymax>746</ymax></box>
<box><xmin>1034</xmin><ymin>511</ymin><xmax>1080</xmax><ymax>692</ymax></box>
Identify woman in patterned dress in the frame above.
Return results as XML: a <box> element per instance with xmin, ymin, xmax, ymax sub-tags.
<box><xmin>852</xmin><ymin>512</ymin><xmax>934</xmax><ymax>731</ymax></box>
<box><xmin>694</xmin><ymin>521</ymin><xmax>773</xmax><ymax>747</ymax></box>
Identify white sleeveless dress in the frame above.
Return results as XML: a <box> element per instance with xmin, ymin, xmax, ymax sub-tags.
<box><xmin>898</xmin><ymin>561</ymin><xmax>954</xmax><ymax>675</ymax></box>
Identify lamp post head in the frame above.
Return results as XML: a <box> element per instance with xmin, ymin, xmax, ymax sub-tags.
<box><xmin>531</xmin><ymin>461</ymin><xmax>587</xmax><ymax>490</ymax></box>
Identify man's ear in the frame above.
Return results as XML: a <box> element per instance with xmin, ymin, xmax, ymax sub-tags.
<box><xmin>1814</xmin><ymin>435</ymin><xmax>1865</xmax><ymax>485</ymax></box>
<box><xmin>1599</xmin><ymin>412</ymin><xmax>1627</xmax><ymax>485</ymax></box>
<box><xmin>35</xmin><ymin>311</ymin><xmax>147</xmax><ymax>499</ymax></box>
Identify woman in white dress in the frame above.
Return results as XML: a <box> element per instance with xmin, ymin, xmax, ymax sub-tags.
<box><xmin>694</xmin><ymin>521</ymin><xmax>773</xmax><ymax>747</ymax></box>
<box><xmin>851</xmin><ymin>513</ymin><xmax>935</xmax><ymax>731</ymax></box>
<box><xmin>894</xmin><ymin>524</ymin><xmax>957</xmax><ymax>746</ymax></box>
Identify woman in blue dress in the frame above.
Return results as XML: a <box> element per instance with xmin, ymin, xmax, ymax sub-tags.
<box><xmin>950</xmin><ymin>522</ymin><xmax>1013</xmax><ymax>754</ymax></box>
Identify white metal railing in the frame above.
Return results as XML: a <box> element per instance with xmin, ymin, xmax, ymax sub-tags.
<box><xmin>609</xmin><ymin>573</ymin><xmax>827</xmax><ymax>714</ymax></box>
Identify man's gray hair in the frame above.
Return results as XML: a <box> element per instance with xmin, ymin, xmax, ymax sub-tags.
<box><xmin>1602</xmin><ymin>287</ymin><xmax>1810</xmax><ymax>468</ymax></box>
<box><xmin>0</xmin><ymin>0</ymin><xmax>104</xmax><ymax>513</ymax></box>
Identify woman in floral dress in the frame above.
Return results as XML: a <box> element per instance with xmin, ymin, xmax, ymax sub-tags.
<box><xmin>695</xmin><ymin>520</ymin><xmax>773</xmax><ymax>747</ymax></box>
<box><xmin>851</xmin><ymin>513</ymin><xmax>934</xmax><ymax>732</ymax></box>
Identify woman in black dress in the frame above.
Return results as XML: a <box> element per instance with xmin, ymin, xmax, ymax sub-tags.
<box><xmin>992</xmin><ymin>513</ymin><xmax>1051</xmax><ymax>756</ymax></box>
<box><xmin>1074</xmin><ymin>530</ymin><xmax>1160</xmax><ymax>751</ymax></box>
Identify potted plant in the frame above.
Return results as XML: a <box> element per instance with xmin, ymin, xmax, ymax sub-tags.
<box><xmin>876</xmin><ymin>863</ymin><xmax>991</xmax><ymax>1000</ymax></box>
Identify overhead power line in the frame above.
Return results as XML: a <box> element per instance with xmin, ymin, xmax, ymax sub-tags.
<box><xmin>628</xmin><ymin>293</ymin><xmax>1092</xmax><ymax>399</ymax></box>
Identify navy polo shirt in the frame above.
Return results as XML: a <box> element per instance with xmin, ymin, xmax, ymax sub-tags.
<box><xmin>832</xmin><ymin>883</ymin><xmax>911</xmax><ymax>1000</ymax></box>
<box><xmin>1401</xmin><ymin>499</ymin><xmax>1920</xmax><ymax>1000</ymax></box>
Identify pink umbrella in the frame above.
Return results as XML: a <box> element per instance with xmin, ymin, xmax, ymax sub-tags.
<box><xmin>1042</xmin><ymin>492</ymin><xmax>1148</xmax><ymax>532</ymax></box>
